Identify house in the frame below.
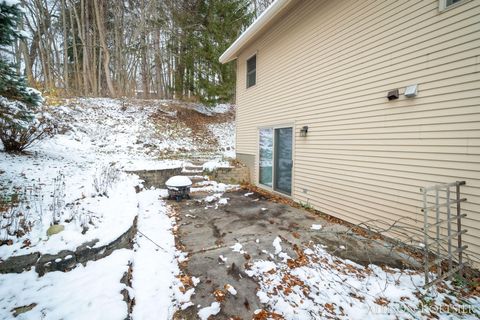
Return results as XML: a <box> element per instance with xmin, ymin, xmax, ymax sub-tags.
<box><xmin>220</xmin><ymin>0</ymin><xmax>480</xmax><ymax>266</ymax></box>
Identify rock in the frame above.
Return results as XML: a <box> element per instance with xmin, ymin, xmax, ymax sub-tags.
<box><xmin>75</xmin><ymin>239</ymin><xmax>100</xmax><ymax>265</ymax></box>
<box><xmin>1</xmin><ymin>216</ymin><xmax>137</xmax><ymax>276</ymax></box>
<box><xmin>35</xmin><ymin>250</ymin><xmax>77</xmax><ymax>276</ymax></box>
<box><xmin>46</xmin><ymin>224</ymin><xmax>65</xmax><ymax>236</ymax></box>
<box><xmin>12</xmin><ymin>303</ymin><xmax>37</xmax><ymax>317</ymax></box>
<box><xmin>0</xmin><ymin>252</ymin><xmax>40</xmax><ymax>274</ymax></box>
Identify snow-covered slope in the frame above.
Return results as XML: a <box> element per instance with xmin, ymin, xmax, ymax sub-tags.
<box><xmin>0</xmin><ymin>98</ymin><xmax>235</xmax><ymax>318</ymax></box>
<box><xmin>0</xmin><ymin>98</ymin><xmax>235</xmax><ymax>258</ymax></box>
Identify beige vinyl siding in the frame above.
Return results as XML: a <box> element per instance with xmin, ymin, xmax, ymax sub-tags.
<box><xmin>234</xmin><ymin>0</ymin><xmax>480</xmax><ymax>265</ymax></box>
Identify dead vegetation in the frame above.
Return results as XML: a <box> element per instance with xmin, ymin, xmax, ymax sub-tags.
<box><xmin>149</xmin><ymin>101</ymin><xmax>235</xmax><ymax>157</ymax></box>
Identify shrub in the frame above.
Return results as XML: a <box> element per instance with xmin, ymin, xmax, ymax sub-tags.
<box><xmin>0</xmin><ymin>1</ymin><xmax>47</xmax><ymax>153</ymax></box>
<box><xmin>0</xmin><ymin>96</ymin><xmax>53</xmax><ymax>152</ymax></box>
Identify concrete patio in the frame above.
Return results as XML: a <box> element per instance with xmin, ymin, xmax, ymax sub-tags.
<box><xmin>172</xmin><ymin>189</ymin><xmax>421</xmax><ymax>319</ymax></box>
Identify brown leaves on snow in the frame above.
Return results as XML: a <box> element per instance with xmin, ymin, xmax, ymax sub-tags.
<box><xmin>252</xmin><ymin>309</ymin><xmax>284</xmax><ymax>320</ymax></box>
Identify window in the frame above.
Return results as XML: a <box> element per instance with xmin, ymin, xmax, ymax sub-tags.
<box><xmin>440</xmin><ymin>0</ymin><xmax>464</xmax><ymax>10</ymax></box>
<box><xmin>446</xmin><ymin>0</ymin><xmax>462</xmax><ymax>6</ymax></box>
<box><xmin>246</xmin><ymin>55</ymin><xmax>256</xmax><ymax>88</ymax></box>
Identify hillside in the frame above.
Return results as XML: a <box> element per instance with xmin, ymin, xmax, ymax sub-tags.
<box><xmin>0</xmin><ymin>98</ymin><xmax>237</xmax><ymax>319</ymax></box>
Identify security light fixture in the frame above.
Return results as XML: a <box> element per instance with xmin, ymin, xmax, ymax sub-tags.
<box><xmin>404</xmin><ymin>84</ymin><xmax>418</xmax><ymax>98</ymax></box>
<box><xmin>387</xmin><ymin>89</ymin><xmax>399</xmax><ymax>101</ymax></box>
<box><xmin>300</xmin><ymin>126</ymin><xmax>308</xmax><ymax>137</ymax></box>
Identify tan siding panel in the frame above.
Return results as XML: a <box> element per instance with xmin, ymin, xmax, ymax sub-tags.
<box><xmin>234</xmin><ymin>0</ymin><xmax>480</xmax><ymax>264</ymax></box>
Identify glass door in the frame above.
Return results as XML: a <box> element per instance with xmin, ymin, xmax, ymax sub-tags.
<box><xmin>259</xmin><ymin>128</ymin><xmax>273</xmax><ymax>187</ymax></box>
<box><xmin>274</xmin><ymin>127</ymin><xmax>293</xmax><ymax>195</ymax></box>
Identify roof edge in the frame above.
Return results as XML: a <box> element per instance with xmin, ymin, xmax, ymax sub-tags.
<box><xmin>219</xmin><ymin>0</ymin><xmax>294</xmax><ymax>64</ymax></box>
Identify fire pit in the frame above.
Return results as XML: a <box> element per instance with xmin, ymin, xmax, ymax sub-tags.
<box><xmin>165</xmin><ymin>176</ymin><xmax>192</xmax><ymax>201</ymax></box>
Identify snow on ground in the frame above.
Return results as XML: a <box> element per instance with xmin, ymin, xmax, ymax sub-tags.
<box><xmin>0</xmin><ymin>98</ymin><xmax>235</xmax><ymax>318</ymax></box>
<box><xmin>132</xmin><ymin>190</ymin><xmax>186</xmax><ymax>319</ymax></box>
<box><xmin>245</xmin><ymin>244</ymin><xmax>480</xmax><ymax>320</ymax></box>
<box><xmin>191</xmin><ymin>180</ymin><xmax>239</xmax><ymax>193</ymax></box>
<box><xmin>0</xmin><ymin>98</ymin><xmax>235</xmax><ymax>260</ymax></box>
<box><xmin>0</xmin><ymin>98</ymin><xmax>158</xmax><ymax>259</ymax></box>
<box><xmin>193</xmin><ymin>103</ymin><xmax>234</xmax><ymax>116</ymax></box>
<box><xmin>198</xmin><ymin>301</ymin><xmax>221</xmax><ymax>320</ymax></box>
<box><xmin>0</xmin><ymin>249</ymin><xmax>133</xmax><ymax>320</ymax></box>
<box><xmin>0</xmin><ymin>173</ymin><xmax>139</xmax><ymax>258</ymax></box>
<box><xmin>202</xmin><ymin>159</ymin><xmax>232</xmax><ymax>172</ymax></box>
<box><xmin>208</xmin><ymin>121</ymin><xmax>235</xmax><ymax>158</ymax></box>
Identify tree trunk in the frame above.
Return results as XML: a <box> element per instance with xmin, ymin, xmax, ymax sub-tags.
<box><xmin>60</xmin><ymin>0</ymin><xmax>69</xmax><ymax>92</ymax></box>
<box><xmin>93</xmin><ymin>0</ymin><xmax>115</xmax><ymax>96</ymax></box>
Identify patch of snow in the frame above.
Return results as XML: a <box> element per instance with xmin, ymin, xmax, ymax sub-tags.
<box><xmin>191</xmin><ymin>181</ymin><xmax>238</xmax><ymax>193</ymax></box>
<box><xmin>0</xmin><ymin>249</ymin><xmax>133</xmax><ymax>320</ymax></box>
<box><xmin>198</xmin><ymin>301</ymin><xmax>221</xmax><ymax>320</ymax></box>
<box><xmin>278</xmin><ymin>252</ymin><xmax>291</xmax><ymax>261</ymax></box>
<box><xmin>204</xmin><ymin>193</ymin><xmax>223</xmax><ymax>203</ymax></box>
<box><xmin>165</xmin><ymin>176</ymin><xmax>192</xmax><ymax>187</ymax></box>
<box><xmin>245</xmin><ymin>261</ymin><xmax>277</xmax><ymax>275</ymax></box>
<box><xmin>202</xmin><ymin>159</ymin><xmax>231</xmax><ymax>172</ymax></box>
<box><xmin>0</xmin><ymin>173</ymin><xmax>139</xmax><ymax>259</ymax></box>
<box><xmin>225</xmin><ymin>284</ymin><xmax>237</xmax><ymax>296</ymax></box>
<box><xmin>311</xmin><ymin>224</ymin><xmax>322</xmax><ymax>230</ymax></box>
<box><xmin>131</xmin><ymin>190</ymin><xmax>184</xmax><ymax>319</ymax></box>
<box><xmin>177</xmin><ymin>252</ymin><xmax>189</xmax><ymax>263</ymax></box>
<box><xmin>193</xmin><ymin>103</ymin><xmax>233</xmax><ymax>115</ymax></box>
<box><xmin>257</xmin><ymin>291</ymin><xmax>270</xmax><ymax>304</ymax></box>
<box><xmin>244</xmin><ymin>192</ymin><xmax>254</xmax><ymax>197</ymax></box>
<box><xmin>304</xmin><ymin>248</ymin><xmax>315</xmax><ymax>255</ymax></box>
<box><xmin>230</xmin><ymin>242</ymin><xmax>246</xmax><ymax>254</ymax></box>
<box><xmin>123</xmin><ymin>160</ymin><xmax>183</xmax><ymax>172</ymax></box>
<box><xmin>273</xmin><ymin>237</ymin><xmax>282</xmax><ymax>255</ymax></box>
<box><xmin>192</xmin><ymin>277</ymin><xmax>200</xmax><ymax>287</ymax></box>
<box><xmin>246</xmin><ymin>245</ymin><xmax>480</xmax><ymax>319</ymax></box>
<box><xmin>208</xmin><ymin>122</ymin><xmax>235</xmax><ymax>158</ymax></box>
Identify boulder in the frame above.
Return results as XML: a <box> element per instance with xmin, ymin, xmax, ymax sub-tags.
<box><xmin>0</xmin><ymin>252</ymin><xmax>40</xmax><ymax>274</ymax></box>
<box><xmin>46</xmin><ymin>224</ymin><xmax>65</xmax><ymax>236</ymax></box>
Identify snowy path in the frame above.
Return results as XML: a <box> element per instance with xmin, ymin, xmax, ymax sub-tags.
<box><xmin>131</xmin><ymin>190</ymin><xmax>180</xmax><ymax>320</ymax></box>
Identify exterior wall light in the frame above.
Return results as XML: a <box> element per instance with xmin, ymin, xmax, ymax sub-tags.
<box><xmin>300</xmin><ymin>126</ymin><xmax>308</xmax><ymax>137</ymax></box>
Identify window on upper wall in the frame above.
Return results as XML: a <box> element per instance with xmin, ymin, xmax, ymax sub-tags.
<box><xmin>246</xmin><ymin>54</ymin><xmax>256</xmax><ymax>88</ymax></box>
<box><xmin>440</xmin><ymin>0</ymin><xmax>464</xmax><ymax>10</ymax></box>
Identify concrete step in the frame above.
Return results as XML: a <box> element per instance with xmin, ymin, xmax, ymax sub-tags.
<box><xmin>182</xmin><ymin>168</ymin><xmax>203</xmax><ymax>174</ymax></box>
<box><xmin>185</xmin><ymin>175</ymin><xmax>209</xmax><ymax>184</ymax></box>
<box><xmin>184</xmin><ymin>165</ymin><xmax>204</xmax><ymax>171</ymax></box>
